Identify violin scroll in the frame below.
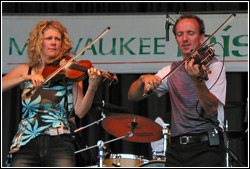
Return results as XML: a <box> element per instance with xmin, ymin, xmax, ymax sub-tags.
<box><xmin>102</xmin><ymin>71</ymin><xmax>119</xmax><ymax>86</ymax></box>
<box><xmin>64</xmin><ymin>60</ymin><xmax>118</xmax><ymax>86</ymax></box>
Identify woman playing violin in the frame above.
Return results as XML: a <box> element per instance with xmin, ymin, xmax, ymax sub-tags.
<box><xmin>3</xmin><ymin>20</ymin><xmax>102</xmax><ymax>167</ymax></box>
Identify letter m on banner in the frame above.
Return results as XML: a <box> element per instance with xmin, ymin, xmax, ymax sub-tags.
<box><xmin>9</xmin><ymin>38</ymin><xmax>27</xmax><ymax>55</ymax></box>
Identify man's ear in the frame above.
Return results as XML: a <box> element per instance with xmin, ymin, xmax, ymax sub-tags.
<box><xmin>200</xmin><ymin>33</ymin><xmax>206</xmax><ymax>43</ymax></box>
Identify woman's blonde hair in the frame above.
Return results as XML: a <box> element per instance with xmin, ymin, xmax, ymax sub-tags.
<box><xmin>27</xmin><ymin>20</ymin><xmax>72</xmax><ymax>69</ymax></box>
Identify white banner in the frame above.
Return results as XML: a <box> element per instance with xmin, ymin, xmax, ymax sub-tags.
<box><xmin>2</xmin><ymin>13</ymin><xmax>248</xmax><ymax>74</ymax></box>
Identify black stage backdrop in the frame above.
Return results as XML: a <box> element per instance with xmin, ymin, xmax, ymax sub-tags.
<box><xmin>2</xmin><ymin>2</ymin><xmax>248</xmax><ymax>167</ymax></box>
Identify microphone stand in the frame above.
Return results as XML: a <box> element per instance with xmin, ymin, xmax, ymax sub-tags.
<box><xmin>97</xmin><ymin>140</ymin><xmax>105</xmax><ymax>167</ymax></box>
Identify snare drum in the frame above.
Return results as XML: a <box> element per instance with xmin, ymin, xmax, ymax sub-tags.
<box><xmin>137</xmin><ymin>160</ymin><xmax>166</xmax><ymax>167</ymax></box>
<box><xmin>103</xmin><ymin>154</ymin><xmax>145</xmax><ymax>167</ymax></box>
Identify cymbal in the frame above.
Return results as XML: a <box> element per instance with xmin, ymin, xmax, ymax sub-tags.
<box><xmin>225</xmin><ymin>130</ymin><xmax>245</xmax><ymax>139</ymax></box>
<box><xmin>224</xmin><ymin>101</ymin><xmax>244</xmax><ymax>110</ymax></box>
<box><xmin>102</xmin><ymin>113</ymin><xmax>163</xmax><ymax>143</ymax></box>
<box><xmin>91</xmin><ymin>102</ymin><xmax>132</xmax><ymax>114</ymax></box>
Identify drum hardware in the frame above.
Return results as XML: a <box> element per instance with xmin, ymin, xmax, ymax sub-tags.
<box><xmin>137</xmin><ymin>160</ymin><xmax>166</xmax><ymax>167</ymax></box>
<box><xmin>73</xmin><ymin>100</ymin><xmax>136</xmax><ymax>167</ymax></box>
<box><xmin>224</xmin><ymin>120</ymin><xmax>245</xmax><ymax>167</ymax></box>
<box><xmin>98</xmin><ymin>113</ymin><xmax>164</xmax><ymax>166</ymax></box>
<box><xmin>75</xmin><ymin>123</ymin><xmax>136</xmax><ymax>167</ymax></box>
<box><xmin>97</xmin><ymin>140</ymin><xmax>105</xmax><ymax>167</ymax></box>
<box><xmin>225</xmin><ymin>147</ymin><xmax>245</xmax><ymax>167</ymax></box>
<box><xmin>104</xmin><ymin>154</ymin><xmax>147</xmax><ymax>167</ymax></box>
<box><xmin>74</xmin><ymin>100</ymin><xmax>132</xmax><ymax>133</ymax></box>
<box><xmin>74</xmin><ymin>100</ymin><xmax>109</xmax><ymax>133</ymax></box>
<box><xmin>74</xmin><ymin>106</ymin><xmax>164</xmax><ymax>166</ymax></box>
<box><xmin>151</xmin><ymin>121</ymin><xmax>170</xmax><ymax>161</ymax></box>
<box><xmin>162</xmin><ymin>123</ymin><xmax>170</xmax><ymax>156</ymax></box>
<box><xmin>224</xmin><ymin>133</ymin><xmax>245</xmax><ymax>167</ymax></box>
<box><xmin>74</xmin><ymin>112</ymin><xmax>106</xmax><ymax>133</ymax></box>
<box><xmin>102</xmin><ymin>113</ymin><xmax>163</xmax><ymax>143</ymax></box>
<box><xmin>152</xmin><ymin>151</ymin><xmax>166</xmax><ymax>161</ymax></box>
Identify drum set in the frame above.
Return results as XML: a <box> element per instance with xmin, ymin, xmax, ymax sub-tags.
<box><xmin>74</xmin><ymin>100</ymin><xmax>170</xmax><ymax>167</ymax></box>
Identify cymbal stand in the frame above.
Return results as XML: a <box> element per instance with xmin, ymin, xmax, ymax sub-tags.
<box><xmin>163</xmin><ymin>123</ymin><xmax>170</xmax><ymax>156</ymax></box>
<box><xmin>74</xmin><ymin>130</ymin><xmax>134</xmax><ymax>167</ymax></box>
<box><xmin>152</xmin><ymin>123</ymin><xmax>170</xmax><ymax>159</ymax></box>
<box><xmin>97</xmin><ymin>140</ymin><xmax>105</xmax><ymax>167</ymax></box>
<box><xmin>224</xmin><ymin>120</ymin><xmax>231</xmax><ymax>167</ymax></box>
<box><xmin>224</xmin><ymin>120</ymin><xmax>245</xmax><ymax>167</ymax></box>
<box><xmin>226</xmin><ymin>148</ymin><xmax>245</xmax><ymax>167</ymax></box>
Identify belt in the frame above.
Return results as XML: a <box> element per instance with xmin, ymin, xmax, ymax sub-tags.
<box><xmin>43</xmin><ymin>127</ymin><xmax>71</xmax><ymax>136</ymax></box>
<box><xmin>170</xmin><ymin>134</ymin><xmax>208</xmax><ymax>145</ymax></box>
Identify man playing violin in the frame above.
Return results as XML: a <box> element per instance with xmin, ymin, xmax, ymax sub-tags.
<box><xmin>2</xmin><ymin>20</ymin><xmax>102</xmax><ymax>167</ymax></box>
<box><xmin>128</xmin><ymin>14</ymin><xmax>226</xmax><ymax>167</ymax></box>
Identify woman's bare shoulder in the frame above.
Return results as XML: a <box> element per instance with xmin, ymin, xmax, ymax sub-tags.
<box><xmin>4</xmin><ymin>63</ymin><xmax>30</xmax><ymax>77</ymax></box>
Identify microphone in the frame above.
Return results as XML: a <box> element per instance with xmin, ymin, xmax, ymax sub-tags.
<box><xmin>165</xmin><ymin>14</ymin><xmax>170</xmax><ymax>41</ymax></box>
<box><xmin>165</xmin><ymin>14</ymin><xmax>173</xmax><ymax>41</ymax></box>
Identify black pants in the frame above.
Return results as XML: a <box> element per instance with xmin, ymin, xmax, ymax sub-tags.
<box><xmin>165</xmin><ymin>137</ymin><xmax>226</xmax><ymax>167</ymax></box>
<box><xmin>11</xmin><ymin>134</ymin><xmax>76</xmax><ymax>167</ymax></box>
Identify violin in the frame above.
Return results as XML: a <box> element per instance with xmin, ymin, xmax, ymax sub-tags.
<box><xmin>21</xmin><ymin>27</ymin><xmax>111</xmax><ymax>99</ymax></box>
<box><xmin>189</xmin><ymin>43</ymin><xmax>215</xmax><ymax>81</ymax></box>
<box><xmin>22</xmin><ymin>55</ymin><xmax>117</xmax><ymax>99</ymax></box>
<box><xmin>42</xmin><ymin>55</ymin><xmax>118</xmax><ymax>84</ymax></box>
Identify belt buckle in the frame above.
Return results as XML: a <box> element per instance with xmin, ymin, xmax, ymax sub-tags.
<box><xmin>49</xmin><ymin>128</ymin><xmax>59</xmax><ymax>136</ymax></box>
<box><xmin>47</xmin><ymin>127</ymin><xmax>70</xmax><ymax>135</ymax></box>
<box><xmin>180</xmin><ymin>136</ymin><xmax>189</xmax><ymax>144</ymax></box>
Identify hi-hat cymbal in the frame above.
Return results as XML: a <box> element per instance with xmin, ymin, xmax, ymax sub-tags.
<box><xmin>224</xmin><ymin>101</ymin><xmax>244</xmax><ymax>110</ymax></box>
<box><xmin>102</xmin><ymin>113</ymin><xmax>163</xmax><ymax>143</ymax></box>
<box><xmin>90</xmin><ymin>102</ymin><xmax>132</xmax><ymax>114</ymax></box>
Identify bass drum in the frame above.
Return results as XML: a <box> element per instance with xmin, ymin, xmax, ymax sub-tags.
<box><xmin>138</xmin><ymin>160</ymin><xmax>166</xmax><ymax>167</ymax></box>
